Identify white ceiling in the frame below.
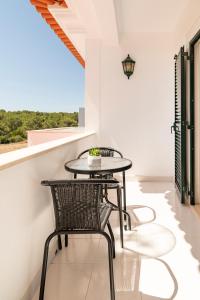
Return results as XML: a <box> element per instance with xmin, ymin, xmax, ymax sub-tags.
<box><xmin>115</xmin><ymin>0</ymin><xmax>190</xmax><ymax>32</ymax></box>
<box><xmin>49</xmin><ymin>6</ymin><xmax>86</xmax><ymax>58</ymax></box>
<box><xmin>50</xmin><ymin>0</ymin><xmax>120</xmax><ymax>59</ymax></box>
<box><xmin>49</xmin><ymin>0</ymin><xmax>191</xmax><ymax>59</ymax></box>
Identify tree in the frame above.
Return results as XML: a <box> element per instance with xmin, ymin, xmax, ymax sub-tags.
<box><xmin>0</xmin><ymin>110</ymin><xmax>78</xmax><ymax>144</ymax></box>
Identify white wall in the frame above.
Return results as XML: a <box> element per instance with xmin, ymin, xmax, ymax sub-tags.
<box><xmin>0</xmin><ymin>134</ymin><xmax>96</xmax><ymax>300</ymax></box>
<box><xmin>86</xmin><ymin>33</ymin><xmax>174</xmax><ymax>177</ymax></box>
<box><xmin>85</xmin><ymin>39</ymin><xmax>101</xmax><ymax>132</ymax></box>
<box><xmin>174</xmin><ymin>0</ymin><xmax>200</xmax><ymax>50</ymax></box>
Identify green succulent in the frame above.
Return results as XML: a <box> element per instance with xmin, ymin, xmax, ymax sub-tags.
<box><xmin>89</xmin><ymin>147</ymin><xmax>101</xmax><ymax>156</ymax></box>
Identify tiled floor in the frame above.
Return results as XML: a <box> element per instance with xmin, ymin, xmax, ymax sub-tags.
<box><xmin>32</xmin><ymin>181</ymin><xmax>200</xmax><ymax>300</ymax></box>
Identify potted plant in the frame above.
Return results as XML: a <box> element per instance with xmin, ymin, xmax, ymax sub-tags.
<box><xmin>88</xmin><ymin>147</ymin><xmax>101</xmax><ymax>167</ymax></box>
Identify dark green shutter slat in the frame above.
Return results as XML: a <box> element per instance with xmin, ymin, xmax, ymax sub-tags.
<box><xmin>174</xmin><ymin>46</ymin><xmax>187</xmax><ymax>203</ymax></box>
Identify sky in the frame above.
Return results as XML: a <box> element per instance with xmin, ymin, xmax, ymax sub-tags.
<box><xmin>0</xmin><ymin>1</ymin><xmax>84</xmax><ymax>113</ymax></box>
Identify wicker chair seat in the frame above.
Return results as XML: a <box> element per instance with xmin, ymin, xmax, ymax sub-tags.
<box><xmin>94</xmin><ymin>174</ymin><xmax>119</xmax><ymax>189</ymax></box>
<box><xmin>104</xmin><ymin>182</ymin><xmax>121</xmax><ymax>189</ymax></box>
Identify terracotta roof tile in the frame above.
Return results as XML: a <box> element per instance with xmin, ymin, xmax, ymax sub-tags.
<box><xmin>30</xmin><ymin>0</ymin><xmax>85</xmax><ymax>67</ymax></box>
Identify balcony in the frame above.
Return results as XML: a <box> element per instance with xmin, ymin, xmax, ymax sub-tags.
<box><xmin>1</xmin><ymin>132</ymin><xmax>200</xmax><ymax>300</ymax></box>
<box><xmin>1</xmin><ymin>0</ymin><xmax>200</xmax><ymax>299</ymax></box>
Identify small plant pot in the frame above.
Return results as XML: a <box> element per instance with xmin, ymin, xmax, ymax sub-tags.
<box><xmin>87</xmin><ymin>155</ymin><xmax>101</xmax><ymax>167</ymax></box>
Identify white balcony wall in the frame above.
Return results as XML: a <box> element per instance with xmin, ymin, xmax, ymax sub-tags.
<box><xmin>0</xmin><ymin>133</ymin><xmax>96</xmax><ymax>300</ymax></box>
<box><xmin>85</xmin><ymin>39</ymin><xmax>101</xmax><ymax>132</ymax></box>
<box><xmin>85</xmin><ymin>33</ymin><xmax>174</xmax><ymax>178</ymax></box>
<box><xmin>174</xmin><ymin>0</ymin><xmax>200</xmax><ymax>49</ymax></box>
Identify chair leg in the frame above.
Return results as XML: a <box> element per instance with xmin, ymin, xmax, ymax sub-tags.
<box><xmin>117</xmin><ymin>187</ymin><xmax>124</xmax><ymax>248</ymax></box>
<box><xmin>101</xmin><ymin>232</ymin><xmax>115</xmax><ymax>300</ymax></box>
<box><xmin>65</xmin><ymin>234</ymin><xmax>68</xmax><ymax>247</ymax></box>
<box><xmin>58</xmin><ymin>235</ymin><xmax>62</xmax><ymax>250</ymax></box>
<box><xmin>107</xmin><ymin>221</ymin><xmax>115</xmax><ymax>258</ymax></box>
<box><xmin>39</xmin><ymin>232</ymin><xmax>57</xmax><ymax>300</ymax></box>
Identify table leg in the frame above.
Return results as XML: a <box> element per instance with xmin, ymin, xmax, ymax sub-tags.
<box><xmin>122</xmin><ymin>172</ymin><xmax>128</xmax><ymax>230</ymax></box>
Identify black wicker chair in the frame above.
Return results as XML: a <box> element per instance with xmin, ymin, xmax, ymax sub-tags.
<box><xmin>39</xmin><ymin>179</ymin><xmax>123</xmax><ymax>300</ymax></box>
<box><xmin>75</xmin><ymin>147</ymin><xmax>131</xmax><ymax>230</ymax></box>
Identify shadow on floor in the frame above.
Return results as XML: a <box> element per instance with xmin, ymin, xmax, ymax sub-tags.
<box><xmin>130</xmin><ymin>205</ymin><xmax>156</xmax><ymax>225</ymax></box>
<box><xmin>117</xmin><ymin>248</ymin><xmax>178</xmax><ymax>300</ymax></box>
<box><xmin>138</xmin><ymin>181</ymin><xmax>200</xmax><ymax>270</ymax></box>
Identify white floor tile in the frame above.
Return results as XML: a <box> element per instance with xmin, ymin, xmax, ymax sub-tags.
<box><xmin>86</xmin><ymin>261</ymin><xmax>142</xmax><ymax>300</ymax></box>
<box><xmin>52</xmin><ymin>238</ymin><xmax>100</xmax><ymax>264</ymax></box>
<box><xmin>32</xmin><ymin>263</ymin><xmax>92</xmax><ymax>300</ymax></box>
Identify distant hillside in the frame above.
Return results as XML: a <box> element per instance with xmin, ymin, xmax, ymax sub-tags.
<box><xmin>0</xmin><ymin>110</ymin><xmax>78</xmax><ymax>144</ymax></box>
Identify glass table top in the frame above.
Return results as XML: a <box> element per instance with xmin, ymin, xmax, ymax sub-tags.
<box><xmin>65</xmin><ymin>157</ymin><xmax>132</xmax><ymax>174</ymax></box>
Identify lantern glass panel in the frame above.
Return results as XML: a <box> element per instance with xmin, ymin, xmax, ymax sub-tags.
<box><xmin>126</xmin><ymin>62</ymin><xmax>132</xmax><ymax>72</ymax></box>
<box><xmin>122</xmin><ymin>62</ymin><xmax>126</xmax><ymax>73</ymax></box>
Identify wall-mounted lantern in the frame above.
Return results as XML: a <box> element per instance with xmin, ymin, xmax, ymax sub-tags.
<box><xmin>122</xmin><ymin>54</ymin><xmax>135</xmax><ymax>79</ymax></box>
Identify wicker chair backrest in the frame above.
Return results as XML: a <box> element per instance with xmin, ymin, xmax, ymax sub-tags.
<box><xmin>43</xmin><ymin>181</ymin><xmax>104</xmax><ymax>231</ymax></box>
<box><xmin>78</xmin><ymin>147</ymin><xmax>123</xmax><ymax>159</ymax></box>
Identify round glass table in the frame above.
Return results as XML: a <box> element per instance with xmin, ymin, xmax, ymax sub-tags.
<box><xmin>64</xmin><ymin>156</ymin><xmax>132</xmax><ymax>175</ymax></box>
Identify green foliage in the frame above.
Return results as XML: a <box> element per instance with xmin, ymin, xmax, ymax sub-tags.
<box><xmin>89</xmin><ymin>148</ymin><xmax>101</xmax><ymax>156</ymax></box>
<box><xmin>0</xmin><ymin>110</ymin><xmax>78</xmax><ymax>144</ymax></box>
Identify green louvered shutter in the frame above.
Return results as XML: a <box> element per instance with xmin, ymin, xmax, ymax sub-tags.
<box><xmin>172</xmin><ymin>47</ymin><xmax>187</xmax><ymax>203</ymax></box>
